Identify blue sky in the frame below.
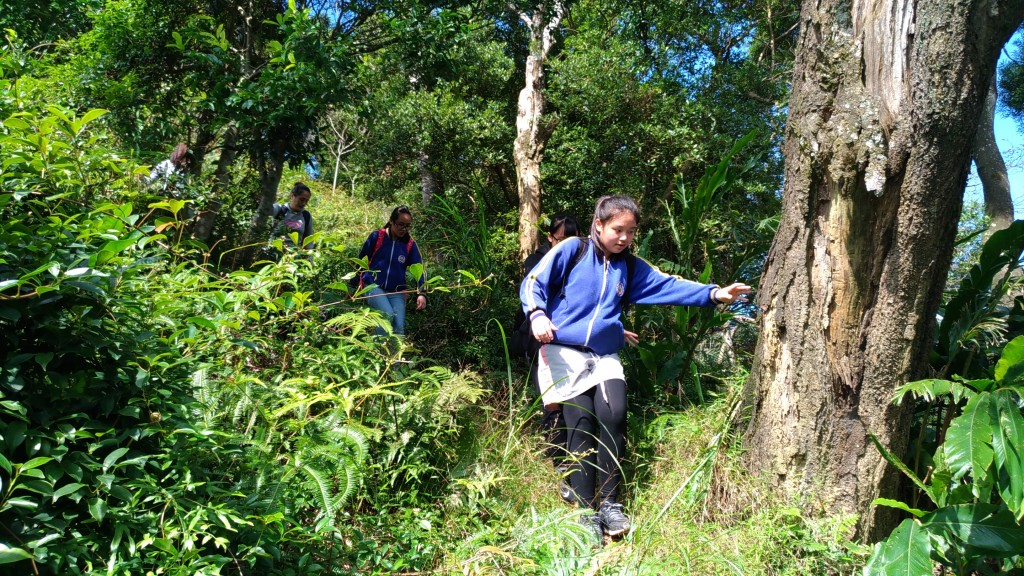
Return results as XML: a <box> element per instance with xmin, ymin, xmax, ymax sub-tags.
<box><xmin>976</xmin><ymin>108</ymin><xmax>1024</xmax><ymax>218</ymax></box>
<box><xmin>967</xmin><ymin>40</ymin><xmax>1024</xmax><ymax>218</ymax></box>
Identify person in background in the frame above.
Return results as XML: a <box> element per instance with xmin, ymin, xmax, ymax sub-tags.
<box><xmin>145</xmin><ymin>142</ymin><xmax>190</xmax><ymax>193</ymax></box>
<box><xmin>513</xmin><ymin>215</ymin><xmax>580</xmax><ymax>502</ymax></box>
<box><xmin>520</xmin><ymin>195</ymin><xmax>751</xmax><ymax>543</ymax></box>
<box><xmin>270</xmin><ymin>182</ymin><xmax>315</xmax><ymax>251</ymax></box>
<box><xmin>355</xmin><ymin>205</ymin><xmax>427</xmax><ymax>338</ymax></box>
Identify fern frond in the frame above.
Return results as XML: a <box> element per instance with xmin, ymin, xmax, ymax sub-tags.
<box><xmin>297</xmin><ymin>463</ymin><xmax>335</xmax><ymax>522</ymax></box>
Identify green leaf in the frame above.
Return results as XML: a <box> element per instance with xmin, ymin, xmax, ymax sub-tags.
<box><xmin>991</xmin><ymin>390</ymin><xmax>1024</xmax><ymax>519</ymax></box>
<box><xmin>18</xmin><ymin>457</ymin><xmax>52</xmax><ymax>472</ymax></box>
<box><xmin>862</xmin><ymin>518</ymin><xmax>932</xmax><ymax>576</ymax></box>
<box><xmin>0</xmin><ymin>543</ymin><xmax>33</xmax><ymax>564</ymax></box>
<box><xmin>2</xmin><ymin>117</ymin><xmax>30</xmax><ymax>131</ymax></box>
<box><xmin>77</xmin><ymin>109</ymin><xmax>108</xmax><ymax>133</ymax></box>
<box><xmin>102</xmin><ymin>447</ymin><xmax>129</xmax><ymax>471</ymax></box>
<box><xmin>995</xmin><ymin>335</ymin><xmax>1024</xmax><ymax>383</ymax></box>
<box><xmin>872</xmin><ymin>498</ymin><xmax>926</xmax><ymax>518</ymax></box>
<box><xmin>187</xmin><ymin>317</ymin><xmax>217</xmax><ymax>330</ymax></box>
<box><xmin>51</xmin><ymin>482</ymin><xmax>86</xmax><ymax>502</ymax></box>
<box><xmin>945</xmin><ymin>393</ymin><xmax>995</xmax><ymax>492</ymax></box>
<box><xmin>87</xmin><ymin>497</ymin><xmax>107</xmax><ymax>522</ymax></box>
<box><xmin>869</xmin><ymin>434</ymin><xmax>934</xmax><ymax>502</ymax></box>
<box><xmin>34</xmin><ymin>352</ymin><xmax>54</xmax><ymax>371</ymax></box>
<box><xmin>922</xmin><ymin>503</ymin><xmax>1024</xmax><ymax>556</ymax></box>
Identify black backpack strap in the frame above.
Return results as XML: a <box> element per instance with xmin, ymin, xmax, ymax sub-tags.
<box><xmin>621</xmin><ymin>253</ymin><xmax>637</xmax><ymax>314</ymax></box>
<box><xmin>302</xmin><ymin>210</ymin><xmax>312</xmax><ymax>239</ymax></box>
<box><xmin>551</xmin><ymin>237</ymin><xmax>589</xmax><ymax>300</ymax></box>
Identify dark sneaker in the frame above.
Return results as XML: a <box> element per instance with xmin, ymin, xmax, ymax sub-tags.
<box><xmin>555</xmin><ymin>464</ymin><xmax>574</xmax><ymax>504</ymax></box>
<box><xmin>598</xmin><ymin>502</ymin><xmax>631</xmax><ymax>536</ymax></box>
<box><xmin>579</xmin><ymin>512</ymin><xmax>603</xmax><ymax>545</ymax></box>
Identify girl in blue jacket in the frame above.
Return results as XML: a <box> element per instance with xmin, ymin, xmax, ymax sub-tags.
<box><xmin>356</xmin><ymin>206</ymin><xmax>427</xmax><ymax>336</ymax></box>
<box><xmin>520</xmin><ymin>195</ymin><xmax>751</xmax><ymax>540</ymax></box>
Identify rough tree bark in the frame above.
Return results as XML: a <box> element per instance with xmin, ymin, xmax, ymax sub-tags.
<box><xmin>419</xmin><ymin>150</ymin><xmax>441</xmax><ymax>205</ymax></box>
<box><xmin>193</xmin><ymin>126</ymin><xmax>239</xmax><ymax>244</ymax></box>
<box><xmin>740</xmin><ymin>0</ymin><xmax>1024</xmax><ymax>541</ymax></box>
<box><xmin>512</xmin><ymin>1</ymin><xmax>563</xmax><ymax>261</ymax></box>
<box><xmin>232</xmin><ymin>138</ymin><xmax>287</xmax><ymax>268</ymax></box>
<box><xmin>975</xmin><ymin>74</ymin><xmax>1014</xmax><ymax>235</ymax></box>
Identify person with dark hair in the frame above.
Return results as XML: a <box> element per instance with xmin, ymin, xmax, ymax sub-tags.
<box><xmin>145</xmin><ymin>142</ymin><xmax>190</xmax><ymax>194</ymax></box>
<box><xmin>520</xmin><ymin>195</ymin><xmax>751</xmax><ymax>543</ymax></box>
<box><xmin>270</xmin><ymin>182</ymin><xmax>315</xmax><ymax>250</ymax></box>
<box><xmin>355</xmin><ymin>205</ymin><xmax>427</xmax><ymax>337</ymax></box>
<box><xmin>511</xmin><ymin>214</ymin><xmax>580</xmax><ymax>502</ymax></box>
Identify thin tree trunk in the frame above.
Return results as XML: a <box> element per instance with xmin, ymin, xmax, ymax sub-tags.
<box><xmin>975</xmin><ymin>74</ymin><xmax>1014</xmax><ymax>235</ymax></box>
<box><xmin>193</xmin><ymin>126</ymin><xmax>239</xmax><ymax>244</ymax></box>
<box><xmin>234</xmin><ymin>140</ymin><xmax>287</xmax><ymax>268</ymax></box>
<box><xmin>513</xmin><ymin>2</ymin><xmax>563</xmax><ymax>261</ymax></box>
<box><xmin>739</xmin><ymin>0</ymin><xmax>1024</xmax><ymax>542</ymax></box>
<box><xmin>419</xmin><ymin>149</ymin><xmax>441</xmax><ymax>205</ymax></box>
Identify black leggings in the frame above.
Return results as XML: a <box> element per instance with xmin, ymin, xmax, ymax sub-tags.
<box><xmin>562</xmin><ymin>379</ymin><xmax>627</xmax><ymax>508</ymax></box>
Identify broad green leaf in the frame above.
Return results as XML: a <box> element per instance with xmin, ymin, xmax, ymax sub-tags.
<box><xmin>2</xmin><ymin>117</ymin><xmax>30</xmax><ymax>131</ymax></box>
<box><xmin>0</xmin><ymin>543</ymin><xmax>33</xmax><ymax>564</ymax></box>
<box><xmin>922</xmin><ymin>503</ymin><xmax>1024</xmax><ymax>556</ymax></box>
<box><xmin>862</xmin><ymin>518</ymin><xmax>932</xmax><ymax>576</ymax></box>
<box><xmin>995</xmin><ymin>335</ymin><xmax>1024</xmax><ymax>383</ymax></box>
<box><xmin>18</xmin><ymin>457</ymin><xmax>52</xmax><ymax>472</ymax></box>
<box><xmin>87</xmin><ymin>497</ymin><xmax>107</xmax><ymax>522</ymax></box>
<box><xmin>945</xmin><ymin>393</ymin><xmax>994</xmax><ymax>492</ymax></box>
<box><xmin>188</xmin><ymin>317</ymin><xmax>217</xmax><ymax>330</ymax></box>
<box><xmin>102</xmin><ymin>447</ymin><xmax>129</xmax><ymax>471</ymax></box>
<box><xmin>991</xmin><ymin>391</ymin><xmax>1024</xmax><ymax>519</ymax></box>
<box><xmin>51</xmin><ymin>482</ymin><xmax>86</xmax><ymax>502</ymax></box>
<box><xmin>78</xmin><ymin>109</ymin><xmax>108</xmax><ymax>128</ymax></box>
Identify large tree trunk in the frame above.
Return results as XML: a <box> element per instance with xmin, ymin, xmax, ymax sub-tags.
<box><xmin>740</xmin><ymin>0</ymin><xmax>1024</xmax><ymax>542</ymax></box>
<box><xmin>975</xmin><ymin>74</ymin><xmax>1014</xmax><ymax>235</ymax></box>
<box><xmin>513</xmin><ymin>2</ymin><xmax>563</xmax><ymax>261</ymax></box>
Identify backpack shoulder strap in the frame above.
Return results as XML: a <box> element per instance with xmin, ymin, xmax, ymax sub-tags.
<box><xmin>552</xmin><ymin>237</ymin><xmax>588</xmax><ymax>300</ymax></box>
<box><xmin>368</xmin><ymin>228</ymin><xmax>387</xmax><ymax>261</ymax></box>
<box><xmin>621</xmin><ymin>252</ymin><xmax>638</xmax><ymax>313</ymax></box>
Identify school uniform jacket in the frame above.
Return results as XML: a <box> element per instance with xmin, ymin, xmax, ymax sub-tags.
<box><xmin>520</xmin><ymin>238</ymin><xmax>720</xmax><ymax>356</ymax></box>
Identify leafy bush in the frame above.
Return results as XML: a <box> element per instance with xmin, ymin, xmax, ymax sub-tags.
<box><xmin>0</xmin><ymin>48</ymin><xmax>490</xmax><ymax>573</ymax></box>
<box><xmin>866</xmin><ymin>221</ymin><xmax>1024</xmax><ymax>576</ymax></box>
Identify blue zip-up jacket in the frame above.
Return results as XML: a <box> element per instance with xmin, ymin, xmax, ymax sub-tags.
<box><xmin>356</xmin><ymin>229</ymin><xmax>426</xmax><ymax>293</ymax></box>
<box><xmin>520</xmin><ymin>238</ymin><xmax>719</xmax><ymax>355</ymax></box>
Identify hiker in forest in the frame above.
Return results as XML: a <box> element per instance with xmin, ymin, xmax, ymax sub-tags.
<box><xmin>512</xmin><ymin>214</ymin><xmax>580</xmax><ymax>502</ymax></box>
<box><xmin>144</xmin><ymin>142</ymin><xmax>190</xmax><ymax>193</ymax></box>
<box><xmin>354</xmin><ymin>205</ymin><xmax>427</xmax><ymax>338</ymax></box>
<box><xmin>520</xmin><ymin>195</ymin><xmax>751</xmax><ymax>542</ymax></box>
<box><xmin>270</xmin><ymin>182</ymin><xmax>316</xmax><ymax>251</ymax></box>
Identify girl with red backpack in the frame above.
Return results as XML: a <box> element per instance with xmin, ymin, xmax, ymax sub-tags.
<box><xmin>355</xmin><ymin>206</ymin><xmax>426</xmax><ymax>337</ymax></box>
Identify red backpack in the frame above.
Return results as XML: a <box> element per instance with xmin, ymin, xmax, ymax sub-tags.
<box><xmin>357</xmin><ymin>228</ymin><xmax>415</xmax><ymax>291</ymax></box>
